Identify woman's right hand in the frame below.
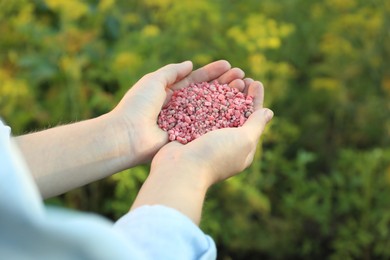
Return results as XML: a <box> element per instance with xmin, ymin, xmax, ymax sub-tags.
<box><xmin>150</xmin><ymin>80</ymin><xmax>273</xmax><ymax>189</ymax></box>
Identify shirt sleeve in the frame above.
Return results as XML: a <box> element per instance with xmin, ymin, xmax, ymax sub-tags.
<box><xmin>0</xmin><ymin>119</ymin><xmax>217</xmax><ymax>260</ymax></box>
<box><xmin>0</xmin><ymin>118</ymin><xmax>10</xmax><ymax>137</ymax></box>
<box><xmin>114</xmin><ymin>205</ymin><xmax>217</xmax><ymax>260</ymax></box>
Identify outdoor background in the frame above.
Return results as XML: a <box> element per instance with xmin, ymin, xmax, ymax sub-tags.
<box><xmin>1</xmin><ymin>0</ymin><xmax>390</xmax><ymax>259</ymax></box>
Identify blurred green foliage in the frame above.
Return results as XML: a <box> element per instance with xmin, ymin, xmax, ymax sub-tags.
<box><xmin>1</xmin><ymin>0</ymin><xmax>390</xmax><ymax>258</ymax></box>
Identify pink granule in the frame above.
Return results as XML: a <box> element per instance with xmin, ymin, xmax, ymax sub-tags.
<box><xmin>157</xmin><ymin>81</ymin><xmax>254</xmax><ymax>144</ymax></box>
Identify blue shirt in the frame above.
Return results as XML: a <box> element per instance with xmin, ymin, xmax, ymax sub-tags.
<box><xmin>0</xmin><ymin>120</ymin><xmax>216</xmax><ymax>259</ymax></box>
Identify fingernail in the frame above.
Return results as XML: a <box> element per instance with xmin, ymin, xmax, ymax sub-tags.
<box><xmin>263</xmin><ymin>108</ymin><xmax>274</xmax><ymax>123</ymax></box>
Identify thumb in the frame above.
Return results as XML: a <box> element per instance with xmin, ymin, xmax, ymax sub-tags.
<box><xmin>243</xmin><ymin>108</ymin><xmax>274</xmax><ymax>137</ymax></box>
<box><xmin>150</xmin><ymin>61</ymin><xmax>193</xmax><ymax>87</ymax></box>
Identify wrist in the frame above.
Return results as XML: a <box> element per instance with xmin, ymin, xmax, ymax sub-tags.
<box><xmin>152</xmin><ymin>163</ymin><xmax>211</xmax><ymax>192</ymax></box>
<box><xmin>132</xmin><ymin>163</ymin><xmax>210</xmax><ymax>224</ymax></box>
<box><xmin>107</xmin><ymin>110</ymin><xmax>168</xmax><ymax>168</ymax></box>
<box><xmin>150</xmin><ymin>148</ymin><xmax>214</xmax><ymax>191</ymax></box>
<box><xmin>102</xmin><ymin>111</ymin><xmax>137</xmax><ymax>169</ymax></box>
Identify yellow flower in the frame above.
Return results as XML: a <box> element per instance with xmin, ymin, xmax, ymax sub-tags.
<box><xmin>249</xmin><ymin>54</ymin><xmax>267</xmax><ymax>77</ymax></box>
<box><xmin>193</xmin><ymin>54</ymin><xmax>212</xmax><ymax>66</ymax></box>
<box><xmin>325</xmin><ymin>0</ymin><xmax>356</xmax><ymax>11</ymax></box>
<box><xmin>0</xmin><ymin>69</ymin><xmax>29</xmax><ymax>99</ymax></box>
<box><xmin>141</xmin><ymin>25</ymin><xmax>160</xmax><ymax>38</ymax></box>
<box><xmin>45</xmin><ymin>0</ymin><xmax>88</xmax><ymax>21</ymax></box>
<box><xmin>311</xmin><ymin>77</ymin><xmax>340</xmax><ymax>91</ymax></box>
<box><xmin>98</xmin><ymin>0</ymin><xmax>115</xmax><ymax>12</ymax></box>
<box><xmin>227</xmin><ymin>14</ymin><xmax>293</xmax><ymax>51</ymax></box>
<box><xmin>13</xmin><ymin>3</ymin><xmax>34</xmax><ymax>27</ymax></box>
<box><xmin>267</xmin><ymin>37</ymin><xmax>281</xmax><ymax>49</ymax></box>
<box><xmin>113</xmin><ymin>52</ymin><xmax>142</xmax><ymax>72</ymax></box>
<box><xmin>382</xmin><ymin>77</ymin><xmax>390</xmax><ymax>95</ymax></box>
<box><xmin>59</xmin><ymin>55</ymin><xmax>85</xmax><ymax>80</ymax></box>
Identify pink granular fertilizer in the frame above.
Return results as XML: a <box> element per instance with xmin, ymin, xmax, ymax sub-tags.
<box><xmin>158</xmin><ymin>81</ymin><xmax>254</xmax><ymax>144</ymax></box>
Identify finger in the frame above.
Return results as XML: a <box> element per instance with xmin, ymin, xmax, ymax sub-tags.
<box><xmin>247</xmin><ymin>81</ymin><xmax>264</xmax><ymax>110</ymax></box>
<box><xmin>228</xmin><ymin>79</ymin><xmax>245</xmax><ymax>91</ymax></box>
<box><xmin>243</xmin><ymin>108</ymin><xmax>274</xmax><ymax>137</ymax></box>
<box><xmin>172</xmin><ymin>60</ymin><xmax>231</xmax><ymax>90</ymax></box>
<box><xmin>243</xmin><ymin>78</ymin><xmax>254</xmax><ymax>95</ymax></box>
<box><xmin>146</xmin><ymin>61</ymin><xmax>193</xmax><ymax>88</ymax></box>
<box><xmin>216</xmin><ymin>67</ymin><xmax>245</xmax><ymax>85</ymax></box>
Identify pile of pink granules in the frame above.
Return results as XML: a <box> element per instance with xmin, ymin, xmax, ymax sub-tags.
<box><xmin>157</xmin><ymin>81</ymin><xmax>254</xmax><ymax>144</ymax></box>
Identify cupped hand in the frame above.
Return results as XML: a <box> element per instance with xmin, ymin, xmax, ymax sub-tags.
<box><xmin>150</xmin><ymin>80</ymin><xmax>273</xmax><ymax>188</ymax></box>
<box><xmin>110</xmin><ymin>60</ymin><xmax>246</xmax><ymax>166</ymax></box>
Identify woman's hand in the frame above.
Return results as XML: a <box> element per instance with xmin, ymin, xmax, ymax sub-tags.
<box><xmin>131</xmin><ymin>79</ymin><xmax>273</xmax><ymax>224</ymax></box>
<box><xmin>150</xmin><ymin>80</ymin><xmax>273</xmax><ymax>188</ymax></box>
<box><xmin>110</xmin><ymin>60</ymin><xmax>247</xmax><ymax>167</ymax></box>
